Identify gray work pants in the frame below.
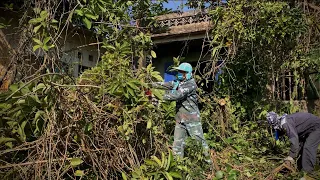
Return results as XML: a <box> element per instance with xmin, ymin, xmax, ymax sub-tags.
<box><xmin>301</xmin><ymin>129</ymin><xmax>320</xmax><ymax>173</ymax></box>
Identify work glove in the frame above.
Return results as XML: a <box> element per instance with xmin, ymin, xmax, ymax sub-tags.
<box><xmin>143</xmin><ymin>87</ymin><xmax>160</xmax><ymax>106</ymax></box>
<box><xmin>284</xmin><ymin>156</ymin><xmax>295</xmax><ymax>166</ymax></box>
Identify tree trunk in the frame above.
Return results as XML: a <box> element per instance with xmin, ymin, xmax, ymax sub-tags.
<box><xmin>0</xmin><ymin>29</ymin><xmax>16</xmax><ymax>91</ymax></box>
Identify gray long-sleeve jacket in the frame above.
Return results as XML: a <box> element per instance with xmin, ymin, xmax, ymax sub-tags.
<box><xmin>282</xmin><ymin>112</ymin><xmax>320</xmax><ymax>158</ymax></box>
<box><xmin>152</xmin><ymin>79</ymin><xmax>201</xmax><ymax>123</ymax></box>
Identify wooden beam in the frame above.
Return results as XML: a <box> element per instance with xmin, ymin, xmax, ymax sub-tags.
<box><xmin>153</xmin><ymin>34</ymin><xmax>206</xmax><ymax>44</ymax></box>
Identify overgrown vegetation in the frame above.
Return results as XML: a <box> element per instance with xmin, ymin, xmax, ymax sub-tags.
<box><xmin>0</xmin><ymin>0</ymin><xmax>320</xmax><ymax>179</ymax></box>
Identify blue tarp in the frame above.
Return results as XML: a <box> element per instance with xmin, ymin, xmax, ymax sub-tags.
<box><xmin>164</xmin><ymin>62</ymin><xmax>177</xmax><ymax>82</ymax></box>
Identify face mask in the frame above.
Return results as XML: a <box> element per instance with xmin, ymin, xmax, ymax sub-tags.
<box><xmin>177</xmin><ymin>72</ymin><xmax>184</xmax><ymax>80</ymax></box>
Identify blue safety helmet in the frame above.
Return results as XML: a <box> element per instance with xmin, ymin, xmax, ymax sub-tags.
<box><xmin>266</xmin><ymin>111</ymin><xmax>287</xmax><ymax>130</ymax></box>
<box><xmin>172</xmin><ymin>63</ymin><xmax>193</xmax><ymax>80</ymax></box>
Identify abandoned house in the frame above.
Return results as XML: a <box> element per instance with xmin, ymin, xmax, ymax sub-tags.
<box><xmin>0</xmin><ymin>8</ymin><xmax>100</xmax><ymax>83</ymax></box>
<box><xmin>145</xmin><ymin>9</ymin><xmax>320</xmax><ymax>113</ymax></box>
<box><xmin>149</xmin><ymin>9</ymin><xmax>217</xmax><ymax>93</ymax></box>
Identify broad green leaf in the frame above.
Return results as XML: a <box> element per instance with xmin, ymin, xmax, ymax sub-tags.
<box><xmin>146</xmin><ymin>63</ymin><xmax>152</xmax><ymax>71</ymax></box>
<box><xmin>70</xmin><ymin>158</ymin><xmax>83</xmax><ymax>166</ymax></box>
<box><xmin>0</xmin><ymin>137</ymin><xmax>16</xmax><ymax>145</ymax></box>
<box><xmin>6</xmin><ymin>121</ymin><xmax>17</xmax><ymax>128</ymax></box>
<box><xmin>177</xmin><ymin>165</ymin><xmax>188</xmax><ymax>171</ymax></box>
<box><xmin>30</xmin><ymin>95</ymin><xmax>42</xmax><ymax>104</ymax></box>
<box><xmin>151</xmin><ymin>156</ymin><xmax>162</xmax><ymax>166</ymax></box>
<box><xmin>151</xmin><ymin>50</ymin><xmax>157</xmax><ymax>58</ymax></box>
<box><xmin>164</xmin><ymin>172</ymin><xmax>173</xmax><ymax>180</ymax></box>
<box><xmin>121</xmin><ymin>172</ymin><xmax>128</xmax><ymax>180</ymax></box>
<box><xmin>33</xmin><ymin>45</ymin><xmax>41</xmax><ymax>52</ymax></box>
<box><xmin>5</xmin><ymin>142</ymin><xmax>13</xmax><ymax>149</ymax></box>
<box><xmin>29</xmin><ymin>18</ymin><xmax>42</xmax><ymax>24</ymax></box>
<box><xmin>33</xmin><ymin>25</ymin><xmax>42</xmax><ymax>33</ymax></box>
<box><xmin>127</xmin><ymin>87</ymin><xmax>135</xmax><ymax>97</ymax></box>
<box><xmin>123</xmin><ymin>91</ymin><xmax>129</xmax><ymax>99</ymax></box>
<box><xmin>40</xmin><ymin>10</ymin><xmax>48</xmax><ymax>19</ymax></box>
<box><xmin>21</xmin><ymin>120</ymin><xmax>27</xmax><ymax>129</ymax></box>
<box><xmin>103</xmin><ymin>45</ymin><xmax>116</xmax><ymax>50</ymax></box>
<box><xmin>43</xmin><ymin>44</ymin><xmax>49</xmax><ymax>51</ymax></box>
<box><xmin>33</xmin><ymin>38</ymin><xmax>42</xmax><ymax>45</ymax></box>
<box><xmin>51</xmin><ymin>19</ymin><xmax>58</xmax><ymax>23</ymax></box>
<box><xmin>17</xmin><ymin>121</ymin><xmax>27</xmax><ymax>142</ymax></box>
<box><xmin>151</xmin><ymin>71</ymin><xmax>163</xmax><ymax>81</ymax></box>
<box><xmin>85</xmin><ymin>13</ymin><xmax>99</xmax><ymax>20</ymax></box>
<box><xmin>97</xmin><ymin>4</ymin><xmax>107</xmax><ymax>12</ymax></box>
<box><xmin>7</xmin><ymin>106</ymin><xmax>20</xmax><ymax>116</ymax></box>
<box><xmin>215</xmin><ymin>171</ymin><xmax>224</xmax><ymax>179</ymax></box>
<box><xmin>169</xmin><ymin>172</ymin><xmax>182</xmax><ymax>178</ymax></box>
<box><xmin>9</xmin><ymin>84</ymin><xmax>19</xmax><ymax>92</ymax></box>
<box><xmin>227</xmin><ymin>173</ymin><xmax>237</xmax><ymax>180</ymax></box>
<box><xmin>0</xmin><ymin>103</ymin><xmax>12</xmax><ymax>110</ymax></box>
<box><xmin>75</xmin><ymin>9</ymin><xmax>84</xmax><ymax>16</ymax></box>
<box><xmin>146</xmin><ymin>119</ymin><xmax>152</xmax><ymax>129</ymax></box>
<box><xmin>151</xmin><ymin>89</ymin><xmax>163</xmax><ymax>100</ymax></box>
<box><xmin>74</xmin><ymin>170</ymin><xmax>84</xmax><ymax>176</ymax></box>
<box><xmin>126</xmin><ymin>1</ymin><xmax>132</xmax><ymax>6</ymax></box>
<box><xmin>82</xmin><ymin>17</ymin><xmax>92</xmax><ymax>29</ymax></box>
<box><xmin>166</xmin><ymin>150</ymin><xmax>173</xmax><ymax>170</ymax></box>
<box><xmin>85</xmin><ymin>122</ymin><xmax>93</xmax><ymax>132</ymax></box>
<box><xmin>13</xmin><ymin>110</ymin><xmax>21</xmax><ymax>118</ymax></box>
<box><xmin>34</xmin><ymin>114</ymin><xmax>45</xmax><ymax>134</ymax></box>
<box><xmin>127</xmin><ymin>81</ymin><xmax>139</xmax><ymax>90</ymax></box>
<box><xmin>43</xmin><ymin>37</ymin><xmax>51</xmax><ymax>44</ymax></box>
<box><xmin>48</xmin><ymin>44</ymin><xmax>55</xmax><ymax>49</ymax></box>
<box><xmin>144</xmin><ymin>159</ymin><xmax>158</xmax><ymax>166</ymax></box>
<box><xmin>34</xmin><ymin>110</ymin><xmax>44</xmax><ymax>123</ymax></box>
<box><xmin>35</xmin><ymin>83</ymin><xmax>46</xmax><ymax>91</ymax></box>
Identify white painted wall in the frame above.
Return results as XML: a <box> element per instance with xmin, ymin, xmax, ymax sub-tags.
<box><xmin>61</xmin><ymin>38</ymin><xmax>100</xmax><ymax>77</ymax></box>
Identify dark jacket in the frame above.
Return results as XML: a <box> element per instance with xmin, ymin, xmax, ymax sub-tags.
<box><xmin>152</xmin><ymin>79</ymin><xmax>200</xmax><ymax>123</ymax></box>
<box><xmin>282</xmin><ymin>112</ymin><xmax>320</xmax><ymax>158</ymax></box>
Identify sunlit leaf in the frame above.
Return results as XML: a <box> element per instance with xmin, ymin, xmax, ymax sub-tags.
<box><xmin>40</xmin><ymin>10</ymin><xmax>48</xmax><ymax>19</ymax></box>
<box><xmin>75</xmin><ymin>9</ymin><xmax>84</xmax><ymax>16</ymax></box>
<box><xmin>70</xmin><ymin>158</ymin><xmax>83</xmax><ymax>166</ymax></box>
<box><xmin>151</xmin><ymin>50</ymin><xmax>157</xmax><ymax>58</ymax></box>
<box><xmin>33</xmin><ymin>25</ymin><xmax>42</xmax><ymax>33</ymax></box>
<box><xmin>43</xmin><ymin>37</ymin><xmax>51</xmax><ymax>44</ymax></box>
<box><xmin>169</xmin><ymin>171</ymin><xmax>182</xmax><ymax>178</ymax></box>
<box><xmin>147</xmin><ymin>119</ymin><xmax>152</xmax><ymax>129</ymax></box>
<box><xmin>215</xmin><ymin>171</ymin><xmax>224</xmax><ymax>179</ymax></box>
<box><xmin>74</xmin><ymin>170</ymin><xmax>84</xmax><ymax>176</ymax></box>
<box><xmin>82</xmin><ymin>17</ymin><xmax>92</xmax><ymax>29</ymax></box>
<box><xmin>33</xmin><ymin>38</ymin><xmax>42</xmax><ymax>45</ymax></box>
<box><xmin>0</xmin><ymin>137</ymin><xmax>16</xmax><ymax>145</ymax></box>
<box><xmin>121</xmin><ymin>172</ymin><xmax>128</xmax><ymax>180</ymax></box>
<box><xmin>85</xmin><ymin>13</ymin><xmax>99</xmax><ymax>20</ymax></box>
<box><xmin>33</xmin><ymin>45</ymin><xmax>41</xmax><ymax>52</ymax></box>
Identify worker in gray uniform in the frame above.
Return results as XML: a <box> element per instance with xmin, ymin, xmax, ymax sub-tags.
<box><xmin>266</xmin><ymin>112</ymin><xmax>320</xmax><ymax>179</ymax></box>
<box><xmin>151</xmin><ymin>63</ymin><xmax>212</xmax><ymax>164</ymax></box>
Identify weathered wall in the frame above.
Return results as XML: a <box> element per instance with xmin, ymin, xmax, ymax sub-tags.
<box><xmin>0</xmin><ymin>10</ymin><xmax>100</xmax><ymax>79</ymax></box>
<box><xmin>61</xmin><ymin>31</ymin><xmax>100</xmax><ymax>77</ymax></box>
